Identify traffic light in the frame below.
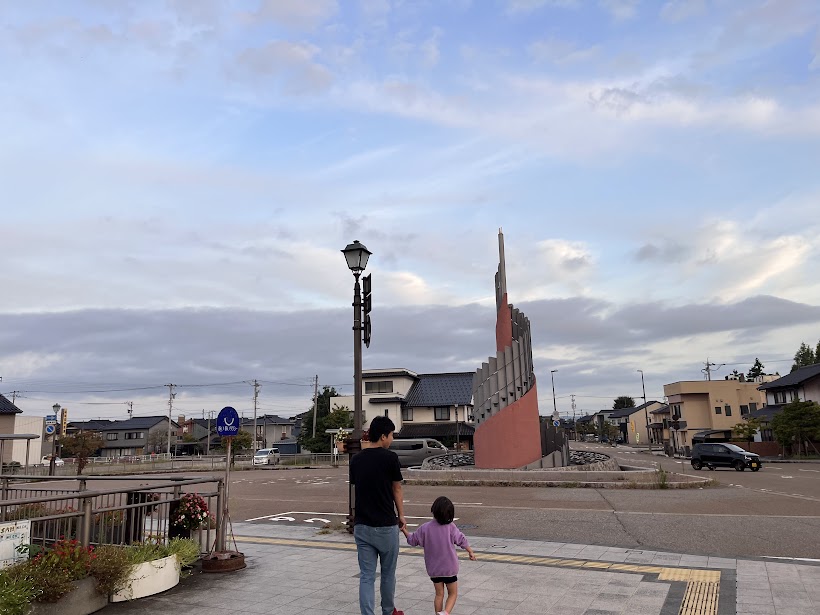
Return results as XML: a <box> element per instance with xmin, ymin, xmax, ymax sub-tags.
<box><xmin>60</xmin><ymin>407</ymin><xmax>68</xmax><ymax>436</ymax></box>
<box><xmin>363</xmin><ymin>274</ymin><xmax>372</xmax><ymax>348</ymax></box>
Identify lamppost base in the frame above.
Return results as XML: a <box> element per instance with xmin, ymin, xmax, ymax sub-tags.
<box><xmin>345</xmin><ymin>437</ymin><xmax>363</xmax><ymax>534</ymax></box>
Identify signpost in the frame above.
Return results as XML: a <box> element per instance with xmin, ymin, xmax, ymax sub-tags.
<box><xmin>216</xmin><ymin>407</ymin><xmax>239</xmax><ymax>551</ymax></box>
<box><xmin>45</xmin><ymin>424</ymin><xmax>55</xmax><ymax>436</ymax></box>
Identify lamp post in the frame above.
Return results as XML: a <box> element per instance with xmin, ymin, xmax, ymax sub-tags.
<box><xmin>638</xmin><ymin>370</ymin><xmax>651</xmax><ymax>453</ymax></box>
<box><xmin>341</xmin><ymin>239</ymin><xmax>371</xmax><ymax>531</ymax></box>
<box><xmin>550</xmin><ymin>370</ymin><xmax>558</xmax><ymax>417</ymax></box>
<box><xmin>50</xmin><ymin>403</ymin><xmax>60</xmax><ymax>476</ymax></box>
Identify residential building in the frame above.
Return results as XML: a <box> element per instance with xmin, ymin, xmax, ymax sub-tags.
<box><xmin>240</xmin><ymin>414</ymin><xmax>299</xmax><ymax>449</ymax></box>
<box><xmin>662</xmin><ymin>380</ymin><xmax>768</xmax><ymax>454</ymax></box>
<box><xmin>753</xmin><ymin>363</ymin><xmax>820</xmax><ymax>442</ymax></box>
<box><xmin>330</xmin><ymin>368</ymin><xmax>476</xmax><ymax>449</ymax></box>
<box><xmin>609</xmin><ymin>401</ymin><xmax>665</xmax><ymax>445</ymax></box>
<box><xmin>0</xmin><ymin>394</ymin><xmax>44</xmax><ymax>465</ymax></box>
<box><xmin>68</xmin><ymin>416</ymin><xmax>177</xmax><ymax>457</ymax></box>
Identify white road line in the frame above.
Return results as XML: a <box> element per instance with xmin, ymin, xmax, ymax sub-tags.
<box><xmin>798</xmin><ymin>469</ymin><xmax>820</xmax><ymax>473</ymax></box>
<box><xmin>763</xmin><ymin>556</ymin><xmax>820</xmax><ymax>563</ymax></box>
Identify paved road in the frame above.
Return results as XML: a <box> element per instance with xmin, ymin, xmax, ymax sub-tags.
<box><xmin>228</xmin><ymin>461</ymin><xmax>820</xmax><ymax>560</ymax></box>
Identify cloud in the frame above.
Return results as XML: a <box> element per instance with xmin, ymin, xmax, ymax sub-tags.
<box><xmin>529</xmin><ymin>38</ymin><xmax>600</xmax><ymax>65</ymax></box>
<box><xmin>247</xmin><ymin>0</ymin><xmax>339</xmax><ymax>30</ymax></box>
<box><xmin>660</xmin><ymin>0</ymin><xmax>706</xmax><ymax>23</ymax></box>
<box><xmin>538</xmin><ymin>239</ymin><xmax>594</xmax><ymax>272</ymax></box>
<box><xmin>599</xmin><ymin>0</ymin><xmax>640</xmax><ymax>21</ymax></box>
<box><xmin>232</xmin><ymin>40</ymin><xmax>333</xmax><ymax>94</ymax></box>
<box><xmin>634</xmin><ymin>242</ymin><xmax>690</xmax><ymax>263</ymax></box>
<box><xmin>506</xmin><ymin>0</ymin><xmax>579</xmax><ymax>14</ymax></box>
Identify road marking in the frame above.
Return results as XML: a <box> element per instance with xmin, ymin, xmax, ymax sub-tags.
<box><xmin>763</xmin><ymin>556</ymin><xmax>820</xmax><ymax>563</ymax></box>
<box><xmin>304</xmin><ymin>518</ymin><xmax>330</xmax><ymax>523</ymax></box>
<box><xmin>798</xmin><ymin>469</ymin><xmax>820</xmax><ymax>473</ymax></box>
<box><xmin>781</xmin><ymin>476</ymin><xmax>793</xmax><ymax>479</ymax></box>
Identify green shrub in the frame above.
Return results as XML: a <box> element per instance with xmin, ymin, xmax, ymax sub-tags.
<box><xmin>88</xmin><ymin>545</ymin><xmax>134</xmax><ymax>596</ymax></box>
<box><xmin>0</xmin><ymin>569</ymin><xmax>39</xmax><ymax>615</ymax></box>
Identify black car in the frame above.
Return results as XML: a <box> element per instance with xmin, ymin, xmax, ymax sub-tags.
<box><xmin>690</xmin><ymin>443</ymin><xmax>762</xmax><ymax>472</ymax></box>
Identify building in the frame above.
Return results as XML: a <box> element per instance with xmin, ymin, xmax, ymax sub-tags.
<box><xmin>68</xmin><ymin>416</ymin><xmax>177</xmax><ymax>457</ymax></box>
<box><xmin>0</xmin><ymin>394</ymin><xmax>44</xmax><ymax>465</ymax></box>
<box><xmin>753</xmin><ymin>363</ymin><xmax>820</xmax><ymax>441</ymax></box>
<box><xmin>331</xmin><ymin>369</ymin><xmax>476</xmax><ymax>449</ymax></box>
<box><xmin>240</xmin><ymin>414</ymin><xmax>298</xmax><ymax>448</ymax></box>
<box><xmin>662</xmin><ymin>380</ymin><xmax>767</xmax><ymax>454</ymax></box>
<box><xmin>609</xmin><ymin>401</ymin><xmax>665</xmax><ymax>445</ymax></box>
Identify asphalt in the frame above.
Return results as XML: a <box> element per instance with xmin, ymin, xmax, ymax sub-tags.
<box><xmin>102</xmin><ymin>522</ymin><xmax>820</xmax><ymax>615</ymax></box>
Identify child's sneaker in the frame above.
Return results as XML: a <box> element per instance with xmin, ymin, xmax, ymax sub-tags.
<box><xmin>437</xmin><ymin>611</ymin><xmax>448</xmax><ymax>615</ymax></box>
<box><xmin>392</xmin><ymin>610</ymin><xmax>404</xmax><ymax>615</ymax></box>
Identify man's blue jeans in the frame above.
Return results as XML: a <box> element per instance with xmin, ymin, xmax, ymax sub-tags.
<box><xmin>354</xmin><ymin>524</ymin><xmax>399</xmax><ymax>615</ymax></box>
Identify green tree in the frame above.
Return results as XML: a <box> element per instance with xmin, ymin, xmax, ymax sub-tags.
<box><xmin>299</xmin><ymin>404</ymin><xmax>353</xmax><ymax>453</ymax></box>
<box><xmin>297</xmin><ymin>386</ymin><xmax>344</xmax><ymax>451</ymax></box>
<box><xmin>220</xmin><ymin>430</ymin><xmax>253</xmax><ymax>466</ymax></box>
<box><xmin>732</xmin><ymin>417</ymin><xmax>762</xmax><ymax>444</ymax></box>
<box><xmin>746</xmin><ymin>358</ymin><xmax>765</xmax><ymax>381</ymax></box>
<box><xmin>145</xmin><ymin>430</ymin><xmax>168</xmax><ymax>454</ymax></box>
<box><xmin>791</xmin><ymin>342</ymin><xmax>817</xmax><ymax>372</ymax></box>
<box><xmin>60</xmin><ymin>431</ymin><xmax>105</xmax><ymax>475</ymax></box>
<box><xmin>613</xmin><ymin>396</ymin><xmax>635</xmax><ymax>410</ymax></box>
<box><xmin>602</xmin><ymin>422</ymin><xmax>620</xmax><ymax>443</ymax></box>
<box><xmin>771</xmin><ymin>399</ymin><xmax>820</xmax><ymax>456</ymax></box>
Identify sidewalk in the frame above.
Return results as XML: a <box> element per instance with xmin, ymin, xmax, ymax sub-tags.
<box><xmin>104</xmin><ymin>522</ymin><xmax>820</xmax><ymax>615</ymax></box>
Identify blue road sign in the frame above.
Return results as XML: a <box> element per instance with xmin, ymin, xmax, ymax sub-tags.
<box><xmin>216</xmin><ymin>406</ymin><xmax>240</xmax><ymax>437</ymax></box>
<box><xmin>45</xmin><ymin>415</ymin><xmax>57</xmax><ymax>425</ymax></box>
<box><xmin>552</xmin><ymin>420</ymin><xmax>561</xmax><ymax>427</ymax></box>
<box><xmin>45</xmin><ymin>424</ymin><xmax>56</xmax><ymax>435</ymax></box>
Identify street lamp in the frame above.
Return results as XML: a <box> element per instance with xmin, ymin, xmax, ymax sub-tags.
<box><xmin>550</xmin><ymin>370</ymin><xmax>558</xmax><ymax>417</ymax></box>
<box><xmin>50</xmin><ymin>403</ymin><xmax>60</xmax><ymax>476</ymax></box>
<box><xmin>341</xmin><ymin>239</ymin><xmax>371</xmax><ymax>532</ymax></box>
<box><xmin>638</xmin><ymin>370</ymin><xmax>651</xmax><ymax>453</ymax></box>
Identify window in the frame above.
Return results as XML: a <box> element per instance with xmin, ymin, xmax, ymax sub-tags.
<box><xmin>365</xmin><ymin>381</ymin><xmax>393</xmax><ymax>394</ymax></box>
<box><xmin>434</xmin><ymin>407</ymin><xmax>451</xmax><ymax>421</ymax></box>
<box><xmin>749</xmin><ymin>402</ymin><xmax>758</xmax><ymax>412</ymax></box>
<box><xmin>740</xmin><ymin>405</ymin><xmax>749</xmax><ymax>416</ymax></box>
<box><xmin>671</xmin><ymin>404</ymin><xmax>682</xmax><ymax>419</ymax></box>
<box><xmin>402</xmin><ymin>407</ymin><xmax>413</xmax><ymax>422</ymax></box>
<box><xmin>774</xmin><ymin>390</ymin><xmax>797</xmax><ymax>404</ymax></box>
<box><xmin>724</xmin><ymin>405</ymin><xmax>732</xmax><ymax>417</ymax></box>
<box><xmin>714</xmin><ymin>406</ymin><xmax>722</xmax><ymax>415</ymax></box>
<box><xmin>124</xmin><ymin>432</ymin><xmax>145</xmax><ymax>440</ymax></box>
<box><xmin>106</xmin><ymin>433</ymin><xmax>118</xmax><ymax>441</ymax></box>
<box><xmin>384</xmin><ymin>409</ymin><xmax>389</xmax><ymax>417</ymax></box>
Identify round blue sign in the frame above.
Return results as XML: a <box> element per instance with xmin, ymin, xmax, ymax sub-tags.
<box><xmin>552</xmin><ymin>420</ymin><xmax>561</xmax><ymax>427</ymax></box>
<box><xmin>216</xmin><ymin>406</ymin><xmax>240</xmax><ymax>437</ymax></box>
<box><xmin>45</xmin><ymin>424</ymin><xmax>56</xmax><ymax>435</ymax></box>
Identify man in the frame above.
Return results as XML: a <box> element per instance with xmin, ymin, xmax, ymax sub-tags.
<box><xmin>349</xmin><ymin>415</ymin><xmax>406</xmax><ymax>615</ymax></box>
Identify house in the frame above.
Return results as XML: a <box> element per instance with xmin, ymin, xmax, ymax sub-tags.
<box><xmin>648</xmin><ymin>404</ymin><xmax>671</xmax><ymax>447</ymax></box>
<box><xmin>609</xmin><ymin>401</ymin><xmax>665</xmax><ymax>445</ymax></box>
<box><xmin>0</xmin><ymin>394</ymin><xmax>44</xmax><ymax>465</ymax></box>
<box><xmin>662</xmin><ymin>380</ymin><xmax>767</xmax><ymax>454</ymax></box>
<box><xmin>753</xmin><ymin>363</ymin><xmax>820</xmax><ymax>442</ymax></box>
<box><xmin>330</xmin><ymin>368</ymin><xmax>476</xmax><ymax>450</ymax></box>
<box><xmin>68</xmin><ymin>416</ymin><xmax>177</xmax><ymax>457</ymax></box>
<box><xmin>240</xmin><ymin>414</ymin><xmax>298</xmax><ymax>448</ymax></box>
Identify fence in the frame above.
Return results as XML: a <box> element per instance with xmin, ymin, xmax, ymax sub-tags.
<box><xmin>0</xmin><ymin>475</ymin><xmax>223</xmax><ymax>551</ymax></box>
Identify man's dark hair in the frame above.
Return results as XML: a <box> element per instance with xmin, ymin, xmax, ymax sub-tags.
<box><xmin>431</xmin><ymin>496</ymin><xmax>454</xmax><ymax>525</ymax></box>
<box><xmin>368</xmin><ymin>416</ymin><xmax>395</xmax><ymax>442</ymax></box>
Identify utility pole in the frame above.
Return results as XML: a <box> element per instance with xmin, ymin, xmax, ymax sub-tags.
<box><xmin>252</xmin><ymin>380</ymin><xmax>260</xmax><ymax>451</ymax></box>
<box><xmin>166</xmin><ymin>384</ymin><xmax>176</xmax><ymax>456</ymax></box>
<box><xmin>702</xmin><ymin>358</ymin><xmax>724</xmax><ymax>381</ymax></box>
<box><xmin>571</xmin><ymin>394</ymin><xmax>577</xmax><ymax>441</ymax></box>
<box><xmin>206</xmin><ymin>410</ymin><xmax>212</xmax><ymax>456</ymax></box>
<box><xmin>126</xmin><ymin>401</ymin><xmax>133</xmax><ymax>420</ymax></box>
<box><xmin>311</xmin><ymin>375</ymin><xmax>319</xmax><ymax>438</ymax></box>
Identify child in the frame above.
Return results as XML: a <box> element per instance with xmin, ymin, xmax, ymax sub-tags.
<box><xmin>401</xmin><ymin>496</ymin><xmax>476</xmax><ymax>615</ymax></box>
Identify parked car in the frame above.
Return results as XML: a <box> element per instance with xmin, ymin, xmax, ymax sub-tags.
<box><xmin>252</xmin><ymin>448</ymin><xmax>280</xmax><ymax>466</ymax></box>
<box><xmin>690</xmin><ymin>443</ymin><xmax>761</xmax><ymax>472</ymax></box>
<box><xmin>389</xmin><ymin>439</ymin><xmax>447</xmax><ymax>468</ymax></box>
<box><xmin>41</xmin><ymin>455</ymin><xmax>65</xmax><ymax>466</ymax></box>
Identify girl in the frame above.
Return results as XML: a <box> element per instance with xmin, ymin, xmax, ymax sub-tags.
<box><xmin>401</xmin><ymin>496</ymin><xmax>476</xmax><ymax>615</ymax></box>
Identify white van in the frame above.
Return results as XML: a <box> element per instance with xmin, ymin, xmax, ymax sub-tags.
<box><xmin>252</xmin><ymin>448</ymin><xmax>280</xmax><ymax>466</ymax></box>
<box><xmin>389</xmin><ymin>439</ymin><xmax>447</xmax><ymax>467</ymax></box>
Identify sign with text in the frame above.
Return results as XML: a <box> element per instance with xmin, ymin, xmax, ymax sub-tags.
<box><xmin>216</xmin><ymin>406</ymin><xmax>240</xmax><ymax>437</ymax></box>
<box><xmin>0</xmin><ymin>520</ymin><xmax>31</xmax><ymax>569</ymax></box>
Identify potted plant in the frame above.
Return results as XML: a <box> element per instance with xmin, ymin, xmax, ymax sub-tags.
<box><xmin>110</xmin><ymin>538</ymin><xmax>199</xmax><ymax>603</ymax></box>
<box><xmin>169</xmin><ymin>493</ymin><xmax>211</xmax><ymax>540</ymax></box>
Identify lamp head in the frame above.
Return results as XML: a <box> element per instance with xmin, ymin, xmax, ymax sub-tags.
<box><xmin>341</xmin><ymin>240</ymin><xmax>372</xmax><ymax>273</ymax></box>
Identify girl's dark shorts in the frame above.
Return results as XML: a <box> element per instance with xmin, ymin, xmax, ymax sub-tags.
<box><xmin>430</xmin><ymin>576</ymin><xmax>458</xmax><ymax>584</ymax></box>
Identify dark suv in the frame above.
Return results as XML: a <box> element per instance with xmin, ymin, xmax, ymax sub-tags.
<box><xmin>691</xmin><ymin>443</ymin><xmax>762</xmax><ymax>472</ymax></box>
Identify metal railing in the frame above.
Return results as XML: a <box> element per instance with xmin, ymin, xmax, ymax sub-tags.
<box><xmin>0</xmin><ymin>475</ymin><xmax>223</xmax><ymax>551</ymax></box>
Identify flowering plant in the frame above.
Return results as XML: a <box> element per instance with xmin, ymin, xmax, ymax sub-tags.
<box><xmin>170</xmin><ymin>494</ymin><xmax>211</xmax><ymax>532</ymax></box>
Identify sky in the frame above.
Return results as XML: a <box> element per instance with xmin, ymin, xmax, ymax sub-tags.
<box><xmin>2</xmin><ymin>0</ymin><xmax>820</xmax><ymax>422</ymax></box>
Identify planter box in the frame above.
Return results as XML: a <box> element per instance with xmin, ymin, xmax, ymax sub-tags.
<box><xmin>30</xmin><ymin>577</ymin><xmax>107</xmax><ymax>615</ymax></box>
<box><xmin>111</xmin><ymin>554</ymin><xmax>180</xmax><ymax>602</ymax></box>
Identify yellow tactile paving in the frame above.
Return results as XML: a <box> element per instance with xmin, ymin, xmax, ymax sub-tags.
<box><xmin>235</xmin><ymin>535</ymin><xmax>721</xmax><ymax>615</ymax></box>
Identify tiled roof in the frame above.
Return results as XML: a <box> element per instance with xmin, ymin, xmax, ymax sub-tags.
<box><xmin>404</xmin><ymin>373</ymin><xmax>474</xmax><ymax>408</ymax></box>
<box><xmin>758</xmin><ymin>363</ymin><xmax>820</xmax><ymax>390</ymax></box>
<box><xmin>748</xmin><ymin>404</ymin><xmax>784</xmax><ymax>421</ymax></box>
<box><xmin>396</xmin><ymin>422</ymin><xmax>476</xmax><ymax>438</ymax></box>
<box><xmin>71</xmin><ymin>416</ymin><xmax>171</xmax><ymax>431</ymax></box>
<box><xmin>0</xmin><ymin>394</ymin><xmax>23</xmax><ymax>415</ymax></box>
<box><xmin>609</xmin><ymin>407</ymin><xmax>642</xmax><ymax>419</ymax></box>
<box><xmin>650</xmin><ymin>405</ymin><xmax>670</xmax><ymax>415</ymax></box>
<box><xmin>363</xmin><ymin>370</ymin><xmax>419</xmax><ymax>379</ymax></box>
<box><xmin>368</xmin><ymin>396</ymin><xmax>405</xmax><ymax>404</ymax></box>
<box><xmin>241</xmin><ymin>415</ymin><xmax>294</xmax><ymax>425</ymax></box>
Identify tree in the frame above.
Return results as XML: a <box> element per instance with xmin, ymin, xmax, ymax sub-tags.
<box><xmin>613</xmin><ymin>396</ymin><xmax>635</xmax><ymax>410</ymax></box>
<box><xmin>145</xmin><ymin>430</ymin><xmax>168</xmax><ymax>454</ymax></box>
<box><xmin>297</xmin><ymin>385</ymin><xmax>347</xmax><ymax>452</ymax></box>
<box><xmin>732</xmin><ymin>417</ymin><xmax>762</xmax><ymax>444</ymax></box>
<box><xmin>771</xmin><ymin>399</ymin><xmax>820</xmax><ymax>456</ymax></box>
<box><xmin>602</xmin><ymin>422</ymin><xmax>620</xmax><ymax>443</ymax></box>
<box><xmin>746</xmin><ymin>358</ymin><xmax>765</xmax><ymax>381</ymax></box>
<box><xmin>60</xmin><ymin>431</ymin><xmax>104</xmax><ymax>475</ymax></box>
<box><xmin>791</xmin><ymin>342</ymin><xmax>817</xmax><ymax>372</ymax></box>
<box><xmin>298</xmin><ymin>404</ymin><xmax>353</xmax><ymax>453</ymax></box>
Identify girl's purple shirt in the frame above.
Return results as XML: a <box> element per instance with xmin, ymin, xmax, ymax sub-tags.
<box><xmin>406</xmin><ymin>520</ymin><xmax>470</xmax><ymax>578</ymax></box>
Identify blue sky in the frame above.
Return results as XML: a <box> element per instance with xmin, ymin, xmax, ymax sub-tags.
<box><xmin>2</xmin><ymin>0</ymin><xmax>820</xmax><ymax>420</ymax></box>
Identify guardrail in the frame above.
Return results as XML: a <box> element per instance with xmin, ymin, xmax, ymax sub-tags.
<box><xmin>0</xmin><ymin>475</ymin><xmax>224</xmax><ymax>550</ymax></box>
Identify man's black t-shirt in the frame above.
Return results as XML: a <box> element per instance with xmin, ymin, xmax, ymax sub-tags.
<box><xmin>350</xmin><ymin>446</ymin><xmax>403</xmax><ymax>527</ymax></box>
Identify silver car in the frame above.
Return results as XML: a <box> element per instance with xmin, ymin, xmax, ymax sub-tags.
<box><xmin>389</xmin><ymin>439</ymin><xmax>448</xmax><ymax>467</ymax></box>
<box><xmin>252</xmin><ymin>448</ymin><xmax>280</xmax><ymax>466</ymax></box>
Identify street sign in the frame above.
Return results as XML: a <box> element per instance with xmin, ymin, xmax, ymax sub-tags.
<box><xmin>552</xmin><ymin>420</ymin><xmax>561</xmax><ymax>427</ymax></box>
<box><xmin>216</xmin><ymin>406</ymin><xmax>240</xmax><ymax>437</ymax></box>
<box><xmin>45</xmin><ymin>415</ymin><xmax>57</xmax><ymax>425</ymax></box>
<box><xmin>45</xmin><ymin>424</ymin><xmax>55</xmax><ymax>435</ymax></box>
<box><xmin>0</xmin><ymin>520</ymin><xmax>30</xmax><ymax>569</ymax></box>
